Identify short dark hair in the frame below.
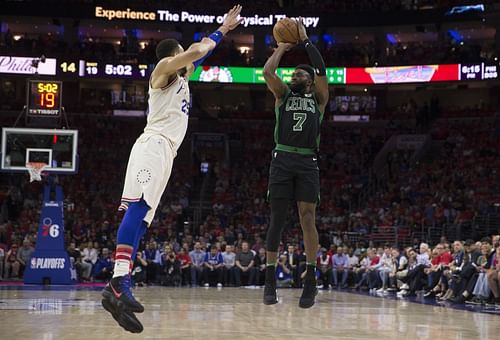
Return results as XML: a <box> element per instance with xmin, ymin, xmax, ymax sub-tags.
<box><xmin>481</xmin><ymin>237</ymin><xmax>492</xmax><ymax>245</ymax></box>
<box><xmin>156</xmin><ymin>39</ymin><xmax>181</xmax><ymax>61</ymax></box>
<box><xmin>295</xmin><ymin>64</ymin><xmax>315</xmax><ymax>81</ymax></box>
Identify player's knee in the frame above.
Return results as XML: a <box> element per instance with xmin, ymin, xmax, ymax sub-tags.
<box><xmin>299</xmin><ymin>209</ymin><xmax>315</xmax><ymax>228</ymax></box>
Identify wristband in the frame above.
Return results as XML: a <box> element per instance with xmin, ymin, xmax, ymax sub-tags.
<box><xmin>208</xmin><ymin>30</ymin><xmax>224</xmax><ymax>45</ymax></box>
<box><xmin>193</xmin><ymin>30</ymin><xmax>224</xmax><ymax>68</ymax></box>
<box><xmin>303</xmin><ymin>38</ymin><xmax>313</xmax><ymax>47</ymax></box>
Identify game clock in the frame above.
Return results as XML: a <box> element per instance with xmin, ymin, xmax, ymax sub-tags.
<box><xmin>26</xmin><ymin>80</ymin><xmax>62</xmax><ymax>117</ymax></box>
<box><xmin>79</xmin><ymin>60</ymin><xmax>149</xmax><ymax>79</ymax></box>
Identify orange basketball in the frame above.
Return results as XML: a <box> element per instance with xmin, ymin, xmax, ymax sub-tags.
<box><xmin>273</xmin><ymin>18</ymin><xmax>300</xmax><ymax>44</ymax></box>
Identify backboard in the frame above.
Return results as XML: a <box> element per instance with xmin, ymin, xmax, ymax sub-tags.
<box><xmin>1</xmin><ymin>128</ymin><xmax>78</xmax><ymax>174</ymax></box>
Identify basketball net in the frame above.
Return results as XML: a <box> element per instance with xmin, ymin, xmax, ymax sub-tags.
<box><xmin>26</xmin><ymin>162</ymin><xmax>49</xmax><ymax>182</ymax></box>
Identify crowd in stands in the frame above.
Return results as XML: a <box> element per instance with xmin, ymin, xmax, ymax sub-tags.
<box><xmin>0</xmin><ymin>109</ymin><xmax>499</xmax><ymax>310</ymax></box>
<box><xmin>1</xmin><ymin>28</ymin><xmax>495</xmax><ymax>68</ymax></box>
<box><xmin>277</xmin><ymin>39</ymin><xmax>495</xmax><ymax>68</ymax></box>
<box><xmin>362</xmin><ymin>118</ymin><xmax>500</xmax><ymax>238</ymax></box>
<box><xmin>2</xmin><ymin>0</ymin><xmax>497</xmax><ymax>68</ymax></box>
<box><xmin>4</xmin><ymin>221</ymin><xmax>499</xmax><ymax>308</ymax></box>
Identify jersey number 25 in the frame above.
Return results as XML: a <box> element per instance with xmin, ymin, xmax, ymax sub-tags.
<box><xmin>181</xmin><ymin>99</ymin><xmax>190</xmax><ymax>115</ymax></box>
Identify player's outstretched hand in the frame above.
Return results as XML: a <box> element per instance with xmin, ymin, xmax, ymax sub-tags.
<box><xmin>222</xmin><ymin>5</ymin><xmax>244</xmax><ymax>31</ymax></box>
<box><xmin>277</xmin><ymin>42</ymin><xmax>295</xmax><ymax>51</ymax></box>
<box><xmin>297</xmin><ymin>17</ymin><xmax>308</xmax><ymax>42</ymax></box>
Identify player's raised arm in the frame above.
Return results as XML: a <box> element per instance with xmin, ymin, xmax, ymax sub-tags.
<box><xmin>263</xmin><ymin>42</ymin><xmax>294</xmax><ymax>101</ymax></box>
<box><xmin>297</xmin><ymin>18</ymin><xmax>328</xmax><ymax>112</ymax></box>
<box><xmin>151</xmin><ymin>5</ymin><xmax>243</xmax><ymax>87</ymax></box>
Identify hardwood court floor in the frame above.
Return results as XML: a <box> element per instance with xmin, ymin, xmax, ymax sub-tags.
<box><xmin>0</xmin><ymin>286</ymin><xmax>499</xmax><ymax>340</ymax></box>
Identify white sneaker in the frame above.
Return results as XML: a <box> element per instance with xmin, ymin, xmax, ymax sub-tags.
<box><xmin>376</xmin><ymin>288</ymin><xmax>385</xmax><ymax>293</ymax></box>
<box><xmin>217</xmin><ymin>283</ymin><xmax>223</xmax><ymax>288</ymax></box>
<box><xmin>204</xmin><ymin>283</ymin><xmax>209</xmax><ymax>287</ymax></box>
<box><xmin>400</xmin><ymin>284</ymin><xmax>409</xmax><ymax>290</ymax></box>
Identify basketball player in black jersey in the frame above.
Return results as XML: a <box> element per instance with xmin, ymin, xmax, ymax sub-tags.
<box><xmin>262</xmin><ymin>18</ymin><xmax>328</xmax><ymax>308</ymax></box>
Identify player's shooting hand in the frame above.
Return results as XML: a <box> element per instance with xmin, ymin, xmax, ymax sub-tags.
<box><xmin>277</xmin><ymin>42</ymin><xmax>295</xmax><ymax>51</ymax></box>
<box><xmin>222</xmin><ymin>4</ymin><xmax>244</xmax><ymax>31</ymax></box>
<box><xmin>297</xmin><ymin>17</ymin><xmax>308</xmax><ymax>42</ymax></box>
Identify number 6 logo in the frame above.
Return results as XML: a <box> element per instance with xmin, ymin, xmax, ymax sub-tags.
<box><xmin>49</xmin><ymin>224</ymin><xmax>60</xmax><ymax>238</ymax></box>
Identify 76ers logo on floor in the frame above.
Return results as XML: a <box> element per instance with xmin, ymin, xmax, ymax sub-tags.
<box><xmin>41</xmin><ymin>217</ymin><xmax>60</xmax><ymax>238</ymax></box>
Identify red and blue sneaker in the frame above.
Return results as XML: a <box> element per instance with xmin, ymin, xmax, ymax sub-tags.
<box><xmin>102</xmin><ymin>274</ymin><xmax>144</xmax><ymax>313</ymax></box>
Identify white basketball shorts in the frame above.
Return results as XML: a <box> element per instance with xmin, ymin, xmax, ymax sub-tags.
<box><xmin>119</xmin><ymin>134</ymin><xmax>174</xmax><ymax>225</ymax></box>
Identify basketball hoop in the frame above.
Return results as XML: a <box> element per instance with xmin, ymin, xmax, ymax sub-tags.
<box><xmin>26</xmin><ymin>162</ymin><xmax>49</xmax><ymax>182</ymax></box>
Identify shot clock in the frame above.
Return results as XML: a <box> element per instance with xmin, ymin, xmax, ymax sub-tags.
<box><xmin>26</xmin><ymin>80</ymin><xmax>62</xmax><ymax>117</ymax></box>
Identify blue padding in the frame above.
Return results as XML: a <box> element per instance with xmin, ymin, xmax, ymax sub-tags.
<box><xmin>117</xmin><ymin>200</ymin><xmax>150</xmax><ymax>246</ymax></box>
<box><xmin>131</xmin><ymin>221</ymin><xmax>147</xmax><ymax>260</ymax></box>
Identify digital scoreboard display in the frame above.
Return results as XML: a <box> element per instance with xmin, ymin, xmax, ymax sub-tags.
<box><xmin>78</xmin><ymin>60</ymin><xmax>150</xmax><ymax>79</ymax></box>
<box><xmin>459</xmin><ymin>63</ymin><xmax>498</xmax><ymax>81</ymax></box>
<box><xmin>27</xmin><ymin>80</ymin><xmax>62</xmax><ymax>117</ymax></box>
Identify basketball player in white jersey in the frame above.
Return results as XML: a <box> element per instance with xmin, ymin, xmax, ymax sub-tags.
<box><xmin>101</xmin><ymin>5</ymin><xmax>243</xmax><ymax>333</ymax></box>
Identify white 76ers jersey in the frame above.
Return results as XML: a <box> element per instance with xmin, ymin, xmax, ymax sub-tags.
<box><xmin>142</xmin><ymin>76</ymin><xmax>190</xmax><ymax>153</ymax></box>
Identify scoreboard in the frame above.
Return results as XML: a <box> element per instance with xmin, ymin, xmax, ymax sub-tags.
<box><xmin>26</xmin><ymin>80</ymin><xmax>62</xmax><ymax>117</ymax></box>
<box><xmin>78</xmin><ymin>60</ymin><xmax>149</xmax><ymax>79</ymax></box>
<box><xmin>459</xmin><ymin>63</ymin><xmax>498</xmax><ymax>81</ymax></box>
<box><xmin>1</xmin><ymin>54</ymin><xmax>498</xmax><ymax>84</ymax></box>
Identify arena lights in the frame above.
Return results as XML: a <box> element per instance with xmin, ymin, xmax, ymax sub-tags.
<box><xmin>448</xmin><ymin>29</ymin><xmax>464</xmax><ymax>44</ymax></box>
<box><xmin>446</xmin><ymin>4</ymin><xmax>485</xmax><ymax>15</ymax></box>
<box><xmin>386</xmin><ymin>34</ymin><xmax>398</xmax><ymax>45</ymax></box>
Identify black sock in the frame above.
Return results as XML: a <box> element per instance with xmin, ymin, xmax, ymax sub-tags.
<box><xmin>306</xmin><ymin>264</ymin><xmax>316</xmax><ymax>279</ymax></box>
<box><xmin>266</xmin><ymin>265</ymin><xmax>276</xmax><ymax>283</ymax></box>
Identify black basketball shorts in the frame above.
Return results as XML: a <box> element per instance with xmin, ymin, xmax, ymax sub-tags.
<box><xmin>267</xmin><ymin>150</ymin><xmax>320</xmax><ymax>204</ymax></box>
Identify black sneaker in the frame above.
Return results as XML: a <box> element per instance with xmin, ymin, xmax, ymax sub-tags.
<box><xmin>263</xmin><ymin>266</ymin><xmax>278</xmax><ymax>305</ymax></box>
<box><xmin>102</xmin><ymin>297</ymin><xmax>143</xmax><ymax>333</ymax></box>
<box><xmin>484</xmin><ymin>298</ymin><xmax>496</xmax><ymax>307</ymax></box>
<box><xmin>299</xmin><ymin>268</ymin><xmax>318</xmax><ymax>309</ymax></box>
<box><xmin>423</xmin><ymin>290</ymin><xmax>435</xmax><ymax>298</ymax></box>
<box><xmin>102</xmin><ymin>275</ymin><xmax>144</xmax><ymax>313</ymax></box>
<box><xmin>450</xmin><ymin>295</ymin><xmax>466</xmax><ymax>304</ymax></box>
<box><xmin>466</xmin><ymin>297</ymin><xmax>484</xmax><ymax>305</ymax></box>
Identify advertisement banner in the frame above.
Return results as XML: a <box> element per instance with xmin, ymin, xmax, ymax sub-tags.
<box><xmin>189</xmin><ymin>66</ymin><xmax>345</xmax><ymax>84</ymax></box>
<box><xmin>94</xmin><ymin>6</ymin><xmax>320</xmax><ymax>27</ymax></box>
<box><xmin>347</xmin><ymin>64</ymin><xmax>459</xmax><ymax>84</ymax></box>
<box><xmin>0</xmin><ymin>56</ymin><xmax>57</xmax><ymax>75</ymax></box>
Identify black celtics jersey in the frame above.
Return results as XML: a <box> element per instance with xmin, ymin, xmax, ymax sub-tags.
<box><xmin>274</xmin><ymin>89</ymin><xmax>324</xmax><ymax>155</ymax></box>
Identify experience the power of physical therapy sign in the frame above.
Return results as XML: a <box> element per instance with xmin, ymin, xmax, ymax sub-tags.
<box><xmin>94</xmin><ymin>6</ymin><xmax>321</xmax><ymax>28</ymax></box>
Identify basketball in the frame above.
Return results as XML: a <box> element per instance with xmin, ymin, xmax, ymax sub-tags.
<box><xmin>273</xmin><ymin>18</ymin><xmax>300</xmax><ymax>44</ymax></box>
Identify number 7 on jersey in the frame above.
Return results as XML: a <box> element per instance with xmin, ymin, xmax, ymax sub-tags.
<box><xmin>293</xmin><ymin>112</ymin><xmax>307</xmax><ymax>131</ymax></box>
